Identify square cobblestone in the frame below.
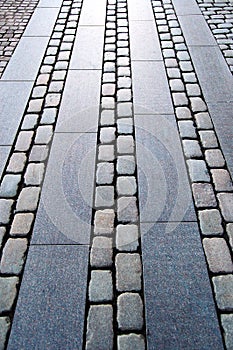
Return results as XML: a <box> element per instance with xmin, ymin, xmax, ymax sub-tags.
<box><xmin>192</xmin><ymin>183</ymin><xmax>217</xmax><ymax>208</ymax></box>
<box><xmin>205</xmin><ymin>149</ymin><xmax>225</xmax><ymax>168</ymax></box>
<box><xmin>116</xmin><ymin>224</ymin><xmax>139</xmax><ymax>251</ymax></box>
<box><xmin>117</xmin><ymin>334</ymin><xmax>145</xmax><ymax>350</ymax></box>
<box><xmin>89</xmin><ymin>270</ymin><xmax>113</xmax><ymax>302</ymax></box>
<box><xmin>198</xmin><ymin>209</ymin><xmax>223</xmax><ymax>235</ymax></box>
<box><xmin>203</xmin><ymin>238</ymin><xmax>233</xmax><ymax>273</ymax></box>
<box><xmin>117</xmin><ymin>196</ymin><xmax>138</xmax><ymax>223</ymax></box>
<box><xmin>211</xmin><ymin>169</ymin><xmax>233</xmax><ymax>192</ymax></box>
<box><xmin>0</xmin><ymin>277</ymin><xmax>19</xmax><ymax>313</ymax></box>
<box><xmin>221</xmin><ymin>314</ymin><xmax>233</xmax><ymax>350</ymax></box>
<box><xmin>117</xmin><ymin>293</ymin><xmax>143</xmax><ymax>331</ymax></box>
<box><xmin>212</xmin><ymin>275</ymin><xmax>233</xmax><ymax>311</ymax></box>
<box><xmin>218</xmin><ymin>193</ymin><xmax>233</xmax><ymax>222</ymax></box>
<box><xmin>94</xmin><ymin>209</ymin><xmax>115</xmax><ymax>235</ymax></box>
<box><xmin>116</xmin><ymin>253</ymin><xmax>141</xmax><ymax>292</ymax></box>
<box><xmin>95</xmin><ymin>186</ymin><xmax>114</xmax><ymax>208</ymax></box>
<box><xmin>0</xmin><ymin>238</ymin><xmax>28</xmax><ymax>275</ymax></box>
<box><xmin>187</xmin><ymin>159</ymin><xmax>210</xmax><ymax>182</ymax></box>
<box><xmin>0</xmin><ymin>199</ymin><xmax>14</xmax><ymax>225</ymax></box>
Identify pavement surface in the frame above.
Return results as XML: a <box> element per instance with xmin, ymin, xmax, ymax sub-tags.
<box><xmin>0</xmin><ymin>0</ymin><xmax>233</xmax><ymax>349</ymax></box>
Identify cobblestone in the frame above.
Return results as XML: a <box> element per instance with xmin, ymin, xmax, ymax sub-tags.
<box><xmin>0</xmin><ymin>199</ymin><xmax>13</xmax><ymax>224</ymax></box>
<box><xmin>117</xmin><ymin>155</ymin><xmax>135</xmax><ymax>175</ymax></box>
<box><xmin>178</xmin><ymin>120</ymin><xmax>196</xmax><ymax>139</ymax></box>
<box><xmin>117</xmin><ymin>333</ymin><xmax>145</xmax><ymax>350</ymax></box>
<box><xmin>117</xmin><ymin>176</ymin><xmax>137</xmax><ymax>196</ymax></box>
<box><xmin>35</xmin><ymin>126</ymin><xmax>53</xmax><ymax>145</ymax></box>
<box><xmin>117</xmin><ymin>196</ymin><xmax>138</xmax><ymax>223</ymax></box>
<box><xmin>192</xmin><ymin>183</ymin><xmax>217</xmax><ymax>208</ymax></box>
<box><xmin>116</xmin><ymin>224</ymin><xmax>139</xmax><ymax>251</ymax></box>
<box><xmin>95</xmin><ymin>186</ymin><xmax>114</xmax><ymax>208</ymax></box>
<box><xmin>117</xmin><ymin>293</ymin><xmax>143</xmax><ymax>331</ymax></box>
<box><xmin>198</xmin><ymin>209</ymin><xmax>223</xmax><ymax>236</ymax></box>
<box><xmin>16</xmin><ymin>187</ymin><xmax>40</xmax><ymax>212</ymax></box>
<box><xmin>0</xmin><ymin>174</ymin><xmax>21</xmax><ymax>198</ymax></box>
<box><xmin>98</xmin><ymin>145</ymin><xmax>115</xmax><ymax>161</ymax></box>
<box><xmin>183</xmin><ymin>140</ymin><xmax>202</xmax><ymax>158</ymax></box>
<box><xmin>116</xmin><ymin>253</ymin><xmax>141</xmax><ymax>292</ymax></box>
<box><xmin>96</xmin><ymin>162</ymin><xmax>114</xmax><ymax>185</ymax></box>
<box><xmin>0</xmin><ymin>276</ymin><xmax>19</xmax><ymax>313</ymax></box>
<box><xmin>226</xmin><ymin>223</ymin><xmax>233</xmax><ymax>252</ymax></box>
<box><xmin>213</xmin><ymin>275</ymin><xmax>233</xmax><ymax>311</ymax></box>
<box><xmin>22</xmin><ymin>114</ymin><xmax>39</xmax><ymax>130</ymax></box>
<box><xmin>175</xmin><ymin>106</ymin><xmax>192</xmax><ymax>119</ymax></box>
<box><xmin>187</xmin><ymin>159</ymin><xmax>210</xmax><ymax>182</ymax></box>
<box><xmin>0</xmin><ymin>227</ymin><xmax>5</xmax><ymax>249</ymax></box>
<box><xmin>24</xmin><ymin>163</ymin><xmax>45</xmax><ymax>186</ymax></box>
<box><xmin>10</xmin><ymin>213</ymin><xmax>34</xmax><ymax>237</ymax></box>
<box><xmin>195</xmin><ymin>112</ymin><xmax>213</xmax><ymax>130</ymax></box>
<box><xmin>15</xmin><ymin>131</ymin><xmax>33</xmax><ymax>152</ymax></box>
<box><xmin>205</xmin><ymin>149</ymin><xmax>225</xmax><ymax>168</ymax></box>
<box><xmin>100</xmin><ymin>127</ymin><xmax>116</xmax><ymax>144</ymax></box>
<box><xmin>94</xmin><ymin>209</ymin><xmax>115</xmax><ymax>235</ymax></box>
<box><xmin>7</xmin><ymin>153</ymin><xmax>27</xmax><ymax>173</ymax></box>
<box><xmin>221</xmin><ymin>314</ymin><xmax>233</xmax><ymax>350</ymax></box>
<box><xmin>0</xmin><ymin>238</ymin><xmax>27</xmax><ymax>275</ymax></box>
<box><xmin>117</xmin><ymin>135</ymin><xmax>134</xmax><ymax>154</ymax></box>
<box><xmin>199</xmin><ymin>130</ymin><xmax>218</xmax><ymax>148</ymax></box>
<box><xmin>89</xmin><ymin>270</ymin><xmax>113</xmax><ymax>302</ymax></box>
<box><xmin>0</xmin><ymin>316</ymin><xmax>10</xmax><ymax>350</ymax></box>
<box><xmin>203</xmin><ymin>238</ymin><xmax>233</xmax><ymax>273</ymax></box>
<box><xmin>90</xmin><ymin>236</ymin><xmax>112</xmax><ymax>267</ymax></box>
<box><xmin>218</xmin><ymin>193</ymin><xmax>233</xmax><ymax>222</ymax></box>
<box><xmin>211</xmin><ymin>169</ymin><xmax>233</xmax><ymax>192</ymax></box>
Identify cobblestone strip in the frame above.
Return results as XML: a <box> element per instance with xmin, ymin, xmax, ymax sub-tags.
<box><xmin>151</xmin><ymin>0</ymin><xmax>233</xmax><ymax>348</ymax></box>
<box><xmin>0</xmin><ymin>0</ymin><xmax>39</xmax><ymax>78</ymax></box>
<box><xmin>0</xmin><ymin>0</ymin><xmax>84</xmax><ymax>347</ymax></box>
<box><xmin>197</xmin><ymin>0</ymin><xmax>233</xmax><ymax>74</ymax></box>
<box><xmin>84</xmin><ymin>0</ymin><xmax>146</xmax><ymax>349</ymax></box>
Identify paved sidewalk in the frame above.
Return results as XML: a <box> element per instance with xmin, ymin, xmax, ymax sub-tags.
<box><xmin>0</xmin><ymin>0</ymin><xmax>233</xmax><ymax>349</ymax></box>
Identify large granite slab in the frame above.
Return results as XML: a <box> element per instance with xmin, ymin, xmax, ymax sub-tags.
<box><xmin>189</xmin><ymin>46</ymin><xmax>233</xmax><ymax>103</ymax></box>
<box><xmin>172</xmin><ymin>0</ymin><xmax>201</xmax><ymax>15</ymax></box>
<box><xmin>141</xmin><ymin>222</ymin><xmax>224</xmax><ymax>350</ymax></box>
<box><xmin>135</xmin><ymin>115</ymin><xmax>195</xmax><ymax>223</ymax></box>
<box><xmin>129</xmin><ymin>21</ymin><xmax>162</xmax><ymax>61</ymax></box>
<box><xmin>23</xmin><ymin>8</ymin><xmax>59</xmax><ymax>37</ymax></box>
<box><xmin>79</xmin><ymin>0</ymin><xmax>107</xmax><ymax>25</ymax></box>
<box><xmin>55</xmin><ymin>70</ymin><xmax>101</xmax><ymax>132</ymax></box>
<box><xmin>132</xmin><ymin>62</ymin><xmax>174</xmax><ymax>115</ymax></box>
<box><xmin>8</xmin><ymin>245</ymin><xmax>89</xmax><ymax>350</ymax></box>
<box><xmin>31</xmin><ymin>132</ymin><xmax>97</xmax><ymax>245</ymax></box>
<box><xmin>0</xmin><ymin>81</ymin><xmax>33</xmax><ymax>145</ymax></box>
<box><xmin>70</xmin><ymin>26</ymin><xmax>105</xmax><ymax>69</ymax></box>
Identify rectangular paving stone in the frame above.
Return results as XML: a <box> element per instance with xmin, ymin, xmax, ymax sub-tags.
<box><xmin>70</xmin><ymin>26</ymin><xmax>105</xmax><ymax>69</ymax></box>
<box><xmin>172</xmin><ymin>0</ymin><xmax>201</xmax><ymax>15</ymax></box>
<box><xmin>132</xmin><ymin>62</ymin><xmax>174</xmax><ymax>114</ymax></box>
<box><xmin>178</xmin><ymin>15</ymin><xmax>217</xmax><ymax>47</ymax></box>
<box><xmin>141</xmin><ymin>222</ymin><xmax>224</xmax><ymax>350</ymax></box>
<box><xmin>2</xmin><ymin>37</ymin><xmax>49</xmax><ymax>81</ymax></box>
<box><xmin>0</xmin><ymin>146</ymin><xmax>10</xmax><ymax>178</ymax></box>
<box><xmin>128</xmin><ymin>0</ymin><xmax>154</xmax><ymax>21</ymax></box>
<box><xmin>8</xmin><ymin>245</ymin><xmax>89</xmax><ymax>350</ymax></box>
<box><xmin>135</xmin><ymin>115</ymin><xmax>196</xmax><ymax>222</ymax></box>
<box><xmin>129</xmin><ymin>21</ymin><xmax>162</xmax><ymax>61</ymax></box>
<box><xmin>55</xmin><ymin>70</ymin><xmax>101</xmax><ymax>132</ymax></box>
<box><xmin>79</xmin><ymin>0</ymin><xmax>107</xmax><ymax>25</ymax></box>
<box><xmin>189</xmin><ymin>46</ymin><xmax>233</xmax><ymax>103</ymax></box>
<box><xmin>0</xmin><ymin>82</ymin><xmax>33</xmax><ymax>145</ymax></box>
<box><xmin>31</xmin><ymin>133</ymin><xmax>96</xmax><ymax>245</ymax></box>
<box><xmin>23</xmin><ymin>8</ymin><xmax>59</xmax><ymax>37</ymax></box>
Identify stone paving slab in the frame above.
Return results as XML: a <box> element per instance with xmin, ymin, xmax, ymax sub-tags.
<box><xmin>23</xmin><ymin>8</ymin><xmax>60</xmax><ymax>37</ymax></box>
<box><xmin>7</xmin><ymin>245</ymin><xmax>89</xmax><ymax>349</ymax></box>
<box><xmin>141</xmin><ymin>222</ymin><xmax>224</xmax><ymax>349</ymax></box>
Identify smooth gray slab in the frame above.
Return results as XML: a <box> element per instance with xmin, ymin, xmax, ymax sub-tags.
<box><xmin>70</xmin><ymin>26</ymin><xmax>104</xmax><ymax>69</ymax></box>
<box><xmin>178</xmin><ymin>15</ymin><xmax>217</xmax><ymax>47</ymax></box>
<box><xmin>135</xmin><ymin>115</ymin><xmax>195</xmax><ymax>223</ymax></box>
<box><xmin>8</xmin><ymin>245</ymin><xmax>89</xmax><ymax>350</ymax></box>
<box><xmin>31</xmin><ymin>133</ymin><xmax>97</xmax><ymax>245</ymax></box>
<box><xmin>129</xmin><ymin>21</ymin><xmax>162</xmax><ymax>61</ymax></box>
<box><xmin>56</xmin><ymin>70</ymin><xmax>101</xmax><ymax>132</ymax></box>
<box><xmin>208</xmin><ymin>102</ymin><xmax>233</xmax><ymax>179</ymax></box>
<box><xmin>132</xmin><ymin>62</ymin><xmax>174</xmax><ymax>114</ymax></box>
<box><xmin>2</xmin><ymin>37</ymin><xmax>49</xmax><ymax>81</ymax></box>
<box><xmin>0</xmin><ymin>81</ymin><xmax>33</xmax><ymax>145</ymax></box>
<box><xmin>79</xmin><ymin>0</ymin><xmax>107</xmax><ymax>25</ymax></box>
<box><xmin>189</xmin><ymin>46</ymin><xmax>233</xmax><ymax>103</ymax></box>
<box><xmin>38</xmin><ymin>0</ymin><xmax>62</xmax><ymax>7</ymax></box>
<box><xmin>128</xmin><ymin>0</ymin><xmax>154</xmax><ymax>20</ymax></box>
<box><xmin>141</xmin><ymin>222</ymin><xmax>224</xmax><ymax>350</ymax></box>
<box><xmin>23</xmin><ymin>8</ymin><xmax>59</xmax><ymax>36</ymax></box>
<box><xmin>0</xmin><ymin>147</ymin><xmax>10</xmax><ymax>178</ymax></box>
<box><xmin>172</xmin><ymin>0</ymin><xmax>201</xmax><ymax>15</ymax></box>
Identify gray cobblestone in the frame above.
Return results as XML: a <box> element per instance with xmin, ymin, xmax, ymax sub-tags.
<box><xmin>35</xmin><ymin>125</ymin><xmax>53</xmax><ymax>145</ymax></box>
<box><xmin>183</xmin><ymin>140</ymin><xmax>202</xmax><ymax>158</ymax></box>
<box><xmin>116</xmin><ymin>253</ymin><xmax>141</xmax><ymax>291</ymax></box>
<box><xmin>98</xmin><ymin>145</ymin><xmax>115</xmax><ymax>161</ymax></box>
<box><xmin>0</xmin><ymin>238</ymin><xmax>27</xmax><ymax>275</ymax></box>
<box><xmin>0</xmin><ymin>276</ymin><xmax>19</xmax><ymax>313</ymax></box>
<box><xmin>100</xmin><ymin>127</ymin><xmax>116</xmax><ymax>144</ymax></box>
<box><xmin>41</xmin><ymin>108</ymin><xmax>57</xmax><ymax>124</ymax></box>
<box><xmin>175</xmin><ymin>106</ymin><xmax>192</xmax><ymax>119</ymax></box>
<box><xmin>90</xmin><ymin>236</ymin><xmax>112</xmax><ymax>267</ymax></box>
<box><xmin>205</xmin><ymin>149</ymin><xmax>225</xmax><ymax>168</ymax></box>
<box><xmin>195</xmin><ymin>112</ymin><xmax>213</xmax><ymax>129</ymax></box>
<box><xmin>0</xmin><ymin>174</ymin><xmax>21</xmax><ymax>198</ymax></box>
<box><xmin>10</xmin><ymin>213</ymin><xmax>34</xmax><ymax>237</ymax></box>
<box><xmin>16</xmin><ymin>187</ymin><xmax>40</xmax><ymax>212</ymax></box>
<box><xmin>29</xmin><ymin>145</ymin><xmax>49</xmax><ymax>162</ymax></box>
<box><xmin>15</xmin><ymin>131</ymin><xmax>33</xmax><ymax>152</ymax></box>
<box><xmin>0</xmin><ymin>227</ymin><xmax>5</xmax><ymax>249</ymax></box>
<box><xmin>167</xmin><ymin>68</ymin><xmax>181</xmax><ymax>78</ymax></box>
<box><xmin>183</xmin><ymin>72</ymin><xmax>197</xmax><ymax>83</ymax></box>
<box><xmin>100</xmin><ymin>110</ymin><xmax>115</xmax><ymax>126</ymax></box>
<box><xmin>169</xmin><ymin>79</ymin><xmax>184</xmax><ymax>91</ymax></box>
<box><xmin>27</xmin><ymin>99</ymin><xmax>43</xmax><ymax>113</ymax></box>
<box><xmin>102</xmin><ymin>84</ymin><xmax>115</xmax><ymax>96</ymax></box>
<box><xmin>218</xmin><ymin>193</ymin><xmax>233</xmax><ymax>222</ymax></box>
<box><xmin>89</xmin><ymin>270</ymin><xmax>113</xmax><ymax>302</ymax></box>
<box><xmin>178</xmin><ymin>120</ymin><xmax>196</xmax><ymax>138</ymax></box>
<box><xmin>95</xmin><ymin>186</ymin><xmax>114</xmax><ymax>208</ymax></box>
<box><xmin>199</xmin><ymin>130</ymin><xmax>218</xmax><ymax>148</ymax></box>
<box><xmin>203</xmin><ymin>238</ymin><xmax>233</xmax><ymax>273</ymax></box>
<box><xmin>213</xmin><ymin>275</ymin><xmax>233</xmax><ymax>311</ymax></box>
<box><xmin>192</xmin><ymin>183</ymin><xmax>217</xmax><ymax>208</ymax></box>
<box><xmin>172</xmin><ymin>92</ymin><xmax>188</xmax><ymax>106</ymax></box>
<box><xmin>117</xmin><ymin>135</ymin><xmax>134</xmax><ymax>154</ymax></box>
<box><xmin>117</xmin><ymin>118</ymin><xmax>133</xmax><ymax>134</ymax></box>
<box><xmin>211</xmin><ymin>169</ymin><xmax>233</xmax><ymax>192</ymax></box>
<box><xmin>221</xmin><ymin>314</ymin><xmax>233</xmax><ymax>350</ymax></box>
<box><xmin>117</xmin><ymin>176</ymin><xmax>137</xmax><ymax>196</ymax></box>
<box><xmin>24</xmin><ymin>163</ymin><xmax>45</xmax><ymax>186</ymax></box>
<box><xmin>117</xmin><ymin>196</ymin><xmax>138</xmax><ymax>223</ymax></box>
<box><xmin>187</xmin><ymin>159</ymin><xmax>210</xmax><ymax>182</ymax></box>
<box><xmin>86</xmin><ymin>305</ymin><xmax>113</xmax><ymax>350</ymax></box>
<box><xmin>0</xmin><ymin>316</ymin><xmax>10</xmax><ymax>350</ymax></box>
<box><xmin>117</xmin><ymin>333</ymin><xmax>145</xmax><ymax>350</ymax></box>
<box><xmin>227</xmin><ymin>223</ymin><xmax>233</xmax><ymax>252</ymax></box>
<box><xmin>94</xmin><ymin>209</ymin><xmax>115</xmax><ymax>235</ymax></box>
<box><xmin>22</xmin><ymin>114</ymin><xmax>38</xmax><ymax>130</ymax></box>
<box><xmin>116</xmin><ymin>224</ymin><xmax>138</xmax><ymax>251</ymax></box>
<box><xmin>7</xmin><ymin>153</ymin><xmax>27</xmax><ymax>173</ymax></box>
<box><xmin>190</xmin><ymin>97</ymin><xmax>207</xmax><ymax>113</ymax></box>
<box><xmin>117</xmin><ymin>293</ymin><xmax>143</xmax><ymax>331</ymax></box>
<box><xmin>96</xmin><ymin>163</ymin><xmax>114</xmax><ymax>185</ymax></box>
<box><xmin>198</xmin><ymin>209</ymin><xmax>223</xmax><ymax>235</ymax></box>
<box><xmin>186</xmin><ymin>83</ymin><xmax>201</xmax><ymax>97</ymax></box>
<box><xmin>0</xmin><ymin>199</ymin><xmax>13</xmax><ymax>224</ymax></box>
<box><xmin>117</xmin><ymin>155</ymin><xmax>135</xmax><ymax>175</ymax></box>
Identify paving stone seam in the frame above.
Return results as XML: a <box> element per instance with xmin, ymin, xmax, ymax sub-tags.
<box><xmin>197</xmin><ymin>0</ymin><xmax>233</xmax><ymax>74</ymax></box>
<box><xmin>82</xmin><ymin>0</ymin><xmax>147</xmax><ymax>349</ymax></box>
<box><xmin>151</xmin><ymin>0</ymin><xmax>233</xmax><ymax>348</ymax></box>
<box><xmin>0</xmin><ymin>0</ymin><xmax>85</xmax><ymax>347</ymax></box>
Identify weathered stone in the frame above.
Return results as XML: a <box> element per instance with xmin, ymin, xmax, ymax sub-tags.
<box><xmin>0</xmin><ymin>276</ymin><xmax>19</xmax><ymax>313</ymax></box>
<box><xmin>212</xmin><ymin>275</ymin><xmax>233</xmax><ymax>311</ymax></box>
<box><xmin>211</xmin><ymin>169</ymin><xmax>233</xmax><ymax>192</ymax></box>
<box><xmin>117</xmin><ymin>176</ymin><xmax>137</xmax><ymax>195</ymax></box>
<box><xmin>86</xmin><ymin>305</ymin><xmax>113</xmax><ymax>350</ymax></box>
<box><xmin>32</xmin><ymin>86</ymin><xmax>46</xmax><ymax>98</ymax></box>
<box><xmin>221</xmin><ymin>314</ymin><xmax>233</xmax><ymax>350</ymax></box>
<box><xmin>227</xmin><ymin>224</ymin><xmax>233</xmax><ymax>252</ymax></box>
<box><xmin>117</xmin><ymin>118</ymin><xmax>133</xmax><ymax>134</ymax></box>
<box><xmin>205</xmin><ymin>149</ymin><xmax>225</xmax><ymax>168</ymax></box>
<box><xmin>16</xmin><ymin>187</ymin><xmax>40</xmax><ymax>212</ymax></box>
<box><xmin>169</xmin><ymin>79</ymin><xmax>184</xmax><ymax>92</ymax></box>
<box><xmin>29</xmin><ymin>145</ymin><xmax>49</xmax><ymax>162</ymax></box>
<box><xmin>0</xmin><ymin>238</ymin><xmax>27</xmax><ymax>275</ymax></box>
<box><xmin>22</xmin><ymin>114</ymin><xmax>38</xmax><ymax>130</ymax></box>
<box><xmin>0</xmin><ymin>317</ymin><xmax>11</xmax><ymax>350</ymax></box>
<box><xmin>41</xmin><ymin>108</ymin><xmax>57</xmax><ymax>124</ymax></box>
<box><xmin>198</xmin><ymin>209</ymin><xmax>223</xmax><ymax>235</ymax></box>
<box><xmin>117</xmin><ymin>197</ymin><xmax>138</xmax><ymax>223</ymax></box>
<box><xmin>183</xmin><ymin>140</ymin><xmax>202</xmax><ymax>158</ymax></box>
<box><xmin>195</xmin><ymin>112</ymin><xmax>213</xmax><ymax>129</ymax></box>
<box><xmin>15</xmin><ymin>131</ymin><xmax>33</xmax><ymax>152</ymax></box>
<box><xmin>190</xmin><ymin>97</ymin><xmax>207</xmax><ymax>112</ymax></box>
<box><xmin>100</xmin><ymin>110</ymin><xmax>115</xmax><ymax>126</ymax></box>
<box><xmin>48</xmin><ymin>82</ymin><xmax>64</xmax><ymax>94</ymax></box>
<box><xmin>7</xmin><ymin>153</ymin><xmax>27</xmax><ymax>173</ymax></box>
<box><xmin>0</xmin><ymin>174</ymin><xmax>21</xmax><ymax>198</ymax></box>
<box><xmin>10</xmin><ymin>213</ymin><xmax>34</xmax><ymax>237</ymax></box>
<box><xmin>117</xmin><ymin>156</ymin><xmax>135</xmax><ymax>175</ymax></box>
<box><xmin>175</xmin><ymin>106</ymin><xmax>192</xmax><ymax>119</ymax></box>
<box><xmin>89</xmin><ymin>270</ymin><xmax>113</xmax><ymax>302</ymax></box>
<box><xmin>218</xmin><ymin>193</ymin><xmax>233</xmax><ymax>221</ymax></box>
<box><xmin>102</xmin><ymin>84</ymin><xmax>115</xmax><ymax>96</ymax></box>
<box><xmin>100</xmin><ymin>127</ymin><xmax>116</xmax><ymax>144</ymax></box>
<box><xmin>117</xmin><ymin>136</ymin><xmax>134</xmax><ymax>154</ymax></box>
<box><xmin>98</xmin><ymin>145</ymin><xmax>115</xmax><ymax>161</ymax></box>
<box><xmin>96</xmin><ymin>162</ymin><xmax>114</xmax><ymax>185</ymax></box>
<box><xmin>116</xmin><ymin>224</ymin><xmax>139</xmax><ymax>251</ymax></box>
<box><xmin>117</xmin><ymin>89</ymin><xmax>132</xmax><ymax>103</ymax></box>
<box><xmin>0</xmin><ymin>227</ymin><xmax>6</xmax><ymax>249</ymax></box>
<box><xmin>35</xmin><ymin>126</ymin><xmax>53</xmax><ymax>144</ymax></box>
<box><xmin>117</xmin><ymin>334</ymin><xmax>145</xmax><ymax>350</ymax></box>
<box><xmin>24</xmin><ymin>163</ymin><xmax>45</xmax><ymax>186</ymax></box>
<box><xmin>178</xmin><ymin>120</ymin><xmax>196</xmax><ymax>138</ymax></box>
<box><xmin>172</xmin><ymin>92</ymin><xmax>188</xmax><ymax>106</ymax></box>
<box><xmin>90</xmin><ymin>236</ymin><xmax>112</xmax><ymax>267</ymax></box>
<box><xmin>186</xmin><ymin>84</ymin><xmax>201</xmax><ymax>97</ymax></box>
<box><xmin>0</xmin><ymin>199</ymin><xmax>13</xmax><ymax>224</ymax></box>
<box><xmin>116</xmin><ymin>253</ymin><xmax>141</xmax><ymax>291</ymax></box>
<box><xmin>117</xmin><ymin>293</ymin><xmax>143</xmax><ymax>330</ymax></box>
<box><xmin>192</xmin><ymin>183</ymin><xmax>217</xmax><ymax>208</ymax></box>
<box><xmin>199</xmin><ymin>130</ymin><xmax>218</xmax><ymax>148</ymax></box>
<box><xmin>187</xmin><ymin>159</ymin><xmax>210</xmax><ymax>182</ymax></box>
<box><xmin>203</xmin><ymin>238</ymin><xmax>233</xmax><ymax>273</ymax></box>
<box><xmin>27</xmin><ymin>99</ymin><xmax>43</xmax><ymax>113</ymax></box>
<box><xmin>117</xmin><ymin>102</ymin><xmax>132</xmax><ymax>118</ymax></box>
<box><xmin>94</xmin><ymin>209</ymin><xmax>115</xmax><ymax>235</ymax></box>
<box><xmin>95</xmin><ymin>186</ymin><xmax>114</xmax><ymax>208</ymax></box>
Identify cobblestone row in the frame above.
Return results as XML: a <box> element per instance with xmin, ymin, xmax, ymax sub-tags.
<box><xmin>151</xmin><ymin>0</ymin><xmax>233</xmax><ymax>348</ymax></box>
<box><xmin>197</xmin><ymin>0</ymin><xmax>233</xmax><ymax>73</ymax></box>
<box><xmin>84</xmin><ymin>0</ymin><xmax>146</xmax><ymax>348</ymax></box>
<box><xmin>0</xmin><ymin>0</ymin><xmax>39</xmax><ymax>78</ymax></box>
<box><xmin>0</xmin><ymin>0</ymin><xmax>84</xmax><ymax>347</ymax></box>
